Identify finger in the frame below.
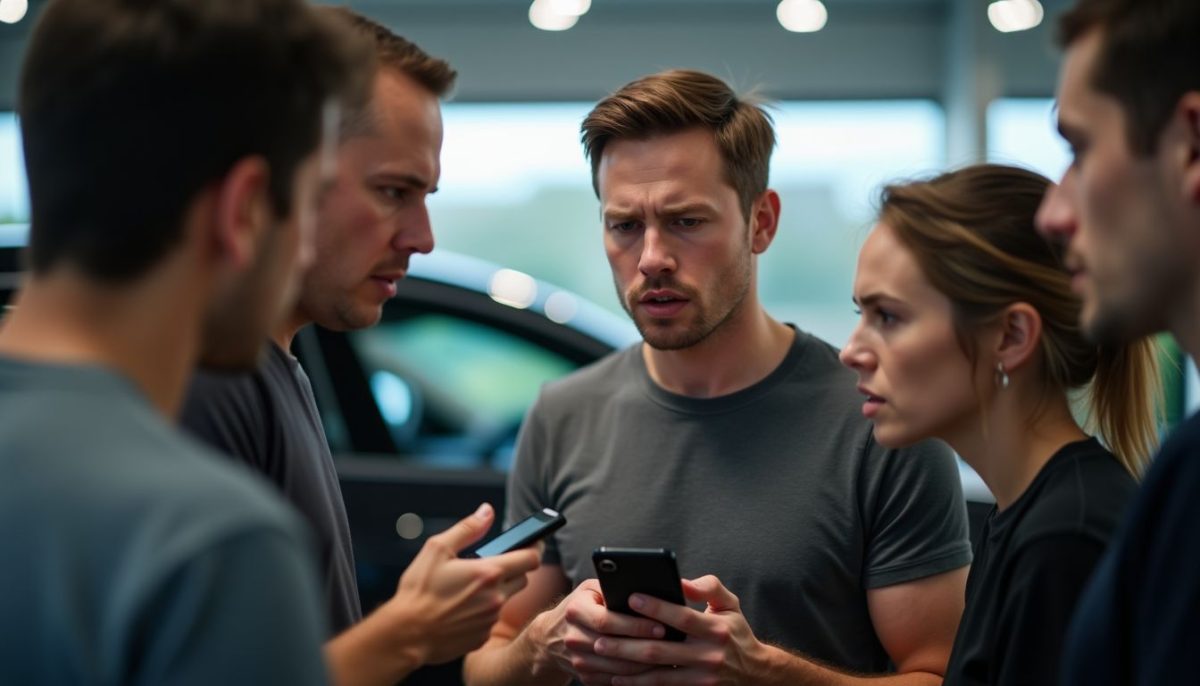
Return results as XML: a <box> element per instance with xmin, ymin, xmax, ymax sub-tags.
<box><xmin>426</xmin><ymin>502</ymin><xmax>495</xmax><ymax>554</ymax></box>
<box><xmin>495</xmin><ymin>569</ymin><xmax>531</xmax><ymax>600</ymax></box>
<box><xmin>490</xmin><ymin>546</ymin><xmax>542</xmax><ymax>578</ymax></box>
<box><xmin>613</xmin><ymin>666</ymin><xmax>709</xmax><ymax>685</ymax></box>
<box><xmin>571</xmin><ymin>601</ymin><xmax>668</xmax><ymax>640</ymax></box>
<box><xmin>681</xmin><ymin>575</ymin><xmax>740</xmax><ymax>613</ymax></box>
<box><xmin>569</xmin><ymin>652</ymin><xmax>662</xmax><ymax>677</ymax></box>
<box><xmin>593</xmin><ymin>637</ymin><xmax>695</xmax><ymax>667</ymax></box>
<box><xmin>626</xmin><ymin>593</ymin><xmax>707</xmax><ymax>638</ymax></box>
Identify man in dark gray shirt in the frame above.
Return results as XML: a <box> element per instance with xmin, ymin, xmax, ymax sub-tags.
<box><xmin>465</xmin><ymin>70</ymin><xmax>972</xmax><ymax>686</ymax></box>
<box><xmin>0</xmin><ymin>0</ymin><xmax>366</xmax><ymax>682</ymax></box>
<box><xmin>182</xmin><ymin>9</ymin><xmax>542</xmax><ymax>686</ymax></box>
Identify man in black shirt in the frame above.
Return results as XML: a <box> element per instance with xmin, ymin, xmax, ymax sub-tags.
<box><xmin>1037</xmin><ymin>0</ymin><xmax>1200</xmax><ymax>682</ymax></box>
<box><xmin>182</xmin><ymin>8</ymin><xmax>540</xmax><ymax>686</ymax></box>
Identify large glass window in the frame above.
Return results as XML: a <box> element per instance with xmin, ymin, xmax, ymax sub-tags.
<box><xmin>986</xmin><ymin>98</ymin><xmax>1068</xmax><ymax>181</ymax></box>
<box><xmin>0</xmin><ymin>113</ymin><xmax>28</xmax><ymax>247</ymax></box>
<box><xmin>427</xmin><ymin>100</ymin><xmax>946</xmax><ymax>348</ymax></box>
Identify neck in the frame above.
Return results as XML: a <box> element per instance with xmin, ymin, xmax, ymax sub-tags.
<box><xmin>0</xmin><ymin>269</ymin><xmax>205</xmax><ymax>418</ymax></box>
<box><xmin>943</xmin><ymin>389</ymin><xmax>1087</xmax><ymax>511</ymax></box>
<box><xmin>642</xmin><ymin>295</ymin><xmax>793</xmax><ymax>398</ymax></box>
<box><xmin>274</xmin><ymin>308</ymin><xmax>311</xmax><ymax>352</ymax></box>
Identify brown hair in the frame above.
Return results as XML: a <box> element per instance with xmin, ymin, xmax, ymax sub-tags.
<box><xmin>879</xmin><ymin>164</ymin><xmax>1160</xmax><ymax>475</ymax></box>
<box><xmin>318</xmin><ymin>6</ymin><xmax>456</xmax><ymax>137</ymax></box>
<box><xmin>19</xmin><ymin>0</ymin><xmax>369</xmax><ymax>281</ymax></box>
<box><xmin>580</xmin><ymin>69</ymin><xmax>775</xmax><ymax>220</ymax></box>
<box><xmin>1058</xmin><ymin>0</ymin><xmax>1200</xmax><ymax>155</ymax></box>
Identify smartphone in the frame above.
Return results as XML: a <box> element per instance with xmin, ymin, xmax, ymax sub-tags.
<box><xmin>592</xmin><ymin>547</ymin><xmax>687</xmax><ymax>641</ymax></box>
<box><xmin>473</xmin><ymin>507</ymin><xmax>565</xmax><ymax>558</ymax></box>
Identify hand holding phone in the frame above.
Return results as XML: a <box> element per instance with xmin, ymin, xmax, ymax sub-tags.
<box><xmin>592</xmin><ymin>547</ymin><xmax>687</xmax><ymax>641</ymax></box>
<box><xmin>473</xmin><ymin>507</ymin><xmax>565</xmax><ymax>558</ymax></box>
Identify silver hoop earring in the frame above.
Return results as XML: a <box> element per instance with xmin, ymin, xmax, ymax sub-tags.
<box><xmin>996</xmin><ymin>362</ymin><xmax>1010</xmax><ymax>390</ymax></box>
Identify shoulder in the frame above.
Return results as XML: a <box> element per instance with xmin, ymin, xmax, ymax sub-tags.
<box><xmin>535</xmin><ymin>344</ymin><xmax>642</xmax><ymax>408</ymax></box>
<box><xmin>1013</xmin><ymin>440</ymin><xmax>1136</xmax><ymax>548</ymax></box>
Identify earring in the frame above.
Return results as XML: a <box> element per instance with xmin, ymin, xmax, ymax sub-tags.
<box><xmin>996</xmin><ymin>362</ymin><xmax>1010</xmax><ymax>390</ymax></box>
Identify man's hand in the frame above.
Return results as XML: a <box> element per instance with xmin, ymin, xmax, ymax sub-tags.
<box><xmin>525</xmin><ymin>578</ymin><xmax>667</xmax><ymax>685</ymax></box>
<box><xmin>592</xmin><ymin>575</ymin><xmax>768</xmax><ymax>685</ymax></box>
<box><xmin>386</xmin><ymin>503</ymin><xmax>542</xmax><ymax>665</ymax></box>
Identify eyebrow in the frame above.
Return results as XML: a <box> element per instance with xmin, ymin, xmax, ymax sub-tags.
<box><xmin>375</xmin><ymin>171</ymin><xmax>434</xmax><ymax>192</ymax></box>
<box><xmin>852</xmin><ymin>293</ymin><xmax>902</xmax><ymax>308</ymax></box>
<box><xmin>602</xmin><ymin>201</ymin><xmax>718</xmax><ymax>220</ymax></box>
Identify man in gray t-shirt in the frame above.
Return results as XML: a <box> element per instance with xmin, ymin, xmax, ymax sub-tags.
<box><xmin>464</xmin><ymin>70</ymin><xmax>971</xmax><ymax>686</ymax></box>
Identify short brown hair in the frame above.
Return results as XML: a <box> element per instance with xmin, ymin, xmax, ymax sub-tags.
<box><xmin>318</xmin><ymin>6</ymin><xmax>456</xmax><ymax>137</ymax></box>
<box><xmin>19</xmin><ymin>0</ymin><xmax>369</xmax><ymax>281</ymax></box>
<box><xmin>1058</xmin><ymin>0</ymin><xmax>1200</xmax><ymax>155</ymax></box>
<box><xmin>581</xmin><ymin>69</ymin><xmax>775</xmax><ymax>220</ymax></box>
<box><xmin>879</xmin><ymin>164</ymin><xmax>1161</xmax><ymax>475</ymax></box>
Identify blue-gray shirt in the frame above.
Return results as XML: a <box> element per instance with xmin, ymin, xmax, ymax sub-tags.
<box><xmin>0</xmin><ymin>357</ymin><xmax>329</xmax><ymax>684</ymax></box>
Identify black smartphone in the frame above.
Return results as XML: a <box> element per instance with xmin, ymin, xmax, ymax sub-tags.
<box><xmin>473</xmin><ymin>507</ymin><xmax>565</xmax><ymax>558</ymax></box>
<box><xmin>592</xmin><ymin>547</ymin><xmax>687</xmax><ymax>641</ymax></box>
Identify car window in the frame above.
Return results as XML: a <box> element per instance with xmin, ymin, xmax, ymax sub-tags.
<box><xmin>349</xmin><ymin>313</ymin><xmax>576</xmax><ymax>470</ymax></box>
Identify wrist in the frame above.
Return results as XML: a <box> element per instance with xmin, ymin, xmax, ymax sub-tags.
<box><xmin>520</xmin><ymin>611</ymin><xmax>557</xmax><ymax>678</ymax></box>
<box><xmin>375</xmin><ymin>597</ymin><xmax>431</xmax><ymax>674</ymax></box>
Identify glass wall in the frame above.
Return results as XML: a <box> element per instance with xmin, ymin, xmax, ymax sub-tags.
<box><xmin>0</xmin><ymin>113</ymin><xmax>28</xmax><ymax>247</ymax></box>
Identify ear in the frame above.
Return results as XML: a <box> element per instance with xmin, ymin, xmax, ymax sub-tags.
<box><xmin>749</xmin><ymin>189</ymin><xmax>781</xmax><ymax>254</ymax></box>
<box><xmin>1178</xmin><ymin>92</ymin><xmax>1200</xmax><ymax>204</ymax></box>
<box><xmin>992</xmin><ymin>302</ymin><xmax>1042</xmax><ymax>374</ymax></box>
<box><xmin>210</xmin><ymin>156</ymin><xmax>272</xmax><ymax>270</ymax></box>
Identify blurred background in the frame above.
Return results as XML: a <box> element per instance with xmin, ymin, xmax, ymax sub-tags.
<box><xmin>1</xmin><ymin>2</ymin><xmax>1196</xmax><ymax>682</ymax></box>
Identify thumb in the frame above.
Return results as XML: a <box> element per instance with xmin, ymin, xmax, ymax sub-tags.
<box><xmin>682</xmin><ymin>575</ymin><xmax>740</xmax><ymax>613</ymax></box>
<box><xmin>429</xmin><ymin>502</ymin><xmax>495</xmax><ymax>555</ymax></box>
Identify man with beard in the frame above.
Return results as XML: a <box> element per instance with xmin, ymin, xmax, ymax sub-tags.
<box><xmin>181</xmin><ymin>8</ymin><xmax>541</xmax><ymax>686</ymax></box>
<box><xmin>0</xmin><ymin>0</ymin><xmax>366</xmax><ymax>682</ymax></box>
<box><xmin>1035</xmin><ymin>0</ymin><xmax>1200</xmax><ymax>682</ymax></box>
<box><xmin>464</xmin><ymin>69</ymin><xmax>972</xmax><ymax>686</ymax></box>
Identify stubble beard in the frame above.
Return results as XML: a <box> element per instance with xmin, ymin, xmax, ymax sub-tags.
<box><xmin>617</xmin><ymin>246</ymin><xmax>753</xmax><ymax>352</ymax></box>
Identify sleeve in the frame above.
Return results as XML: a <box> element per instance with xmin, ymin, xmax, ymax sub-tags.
<box><xmin>180</xmin><ymin>370</ymin><xmax>271</xmax><ymax>473</ymax></box>
<box><xmin>505</xmin><ymin>392</ymin><xmax>559</xmax><ymax>566</ymax></box>
<box><xmin>129</xmin><ymin>528</ymin><xmax>330</xmax><ymax>686</ymax></box>
<box><xmin>993</xmin><ymin>535</ymin><xmax>1106</xmax><ymax>686</ymax></box>
<box><xmin>862</xmin><ymin>436</ymin><xmax>973</xmax><ymax>589</ymax></box>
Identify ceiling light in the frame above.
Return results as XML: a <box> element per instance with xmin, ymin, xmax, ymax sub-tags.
<box><xmin>988</xmin><ymin>0</ymin><xmax>1044</xmax><ymax>33</ymax></box>
<box><xmin>777</xmin><ymin>0</ymin><xmax>828</xmax><ymax>33</ymax></box>
<box><xmin>529</xmin><ymin>0</ymin><xmax>579</xmax><ymax>31</ymax></box>
<box><xmin>0</xmin><ymin>0</ymin><xmax>29</xmax><ymax>24</ymax></box>
<box><xmin>547</xmin><ymin>0</ymin><xmax>591</xmax><ymax>17</ymax></box>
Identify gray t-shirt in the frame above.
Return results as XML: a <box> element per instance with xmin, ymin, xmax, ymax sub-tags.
<box><xmin>508</xmin><ymin>328</ymin><xmax>972</xmax><ymax>673</ymax></box>
<box><xmin>183</xmin><ymin>342</ymin><xmax>361</xmax><ymax>634</ymax></box>
<box><xmin>0</xmin><ymin>357</ymin><xmax>329</xmax><ymax>685</ymax></box>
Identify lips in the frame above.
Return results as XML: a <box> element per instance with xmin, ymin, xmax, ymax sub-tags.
<box><xmin>857</xmin><ymin>385</ymin><xmax>886</xmax><ymax>419</ymax></box>
<box><xmin>637</xmin><ymin>289</ymin><xmax>689</xmax><ymax>318</ymax></box>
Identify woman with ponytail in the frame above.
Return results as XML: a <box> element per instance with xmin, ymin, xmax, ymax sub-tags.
<box><xmin>839</xmin><ymin>163</ymin><xmax>1160</xmax><ymax>685</ymax></box>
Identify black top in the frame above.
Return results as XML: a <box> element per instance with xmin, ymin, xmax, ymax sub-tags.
<box><xmin>944</xmin><ymin>438</ymin><xmax>1135</xmax><ymax>686</ymax></box>
<box><xmin>181</xmin><ymin>342</ymin><xmax>362</xmax><ymax>635</ymax></box>
<box><xmin>1062</xmin><ymin>412</ymin><xmax>1200</xmax><ymax>685</ymax></box>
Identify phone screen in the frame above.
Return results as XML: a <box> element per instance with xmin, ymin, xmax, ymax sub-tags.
<box><xmin>474</xmin><ymin>507</ymin><xmax>564</xmax><ymax>558</ymax></box>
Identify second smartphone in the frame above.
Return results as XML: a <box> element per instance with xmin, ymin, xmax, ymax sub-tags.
<box><xmin>592</xmin><ymin>547</ymin><xmax>687</xmax><ymax>641</ymax></box>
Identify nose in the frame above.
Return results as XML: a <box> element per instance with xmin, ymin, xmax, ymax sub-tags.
<box><xmin>393</xmin><ymin>204</ymin><xmax>435</xmax><ymax>255</ymax></box>
<box><xmin>638</xmin><ymin>226</ymin><xmax>676</xmax><ymax>277</ymax></box>
<box><xmin>839</xmin><ymin>324</ymin><xmax>876</xmax><ymax>373</ymax></box>
<box><xmin>1036</xmin><ymin>169</ymin><xmax>1078</xmax><ymax>245</ymax></box>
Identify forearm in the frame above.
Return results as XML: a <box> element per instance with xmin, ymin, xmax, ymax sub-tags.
<box><xmin>757</xmin><ymin>645</ymin><xmax>942</xmax><ymax>686</ymax></box>
<box><xmin>463</xmin><ymin>622</ymin><xmax>570</xmax><ymax>686</ymax></box>
<box><xmin>324</xmin><ymin>603</ymin><xmax>425</xmax><ymax>686</ymax></box>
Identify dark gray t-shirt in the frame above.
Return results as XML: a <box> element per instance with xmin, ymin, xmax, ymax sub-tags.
<box><xmin>508</xmin><ymin>329</ymin><xmax>972</xmax><ymax>672</ymax></box>
<box><xmin>0</xmin><ymin>357</ymin><xmax>329</xmax><ymax>685</ymax></box>
<box><xmin>182</xmin><ymin>342</ymin><xmax>362</xmax><ymax>634</ymax></box>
